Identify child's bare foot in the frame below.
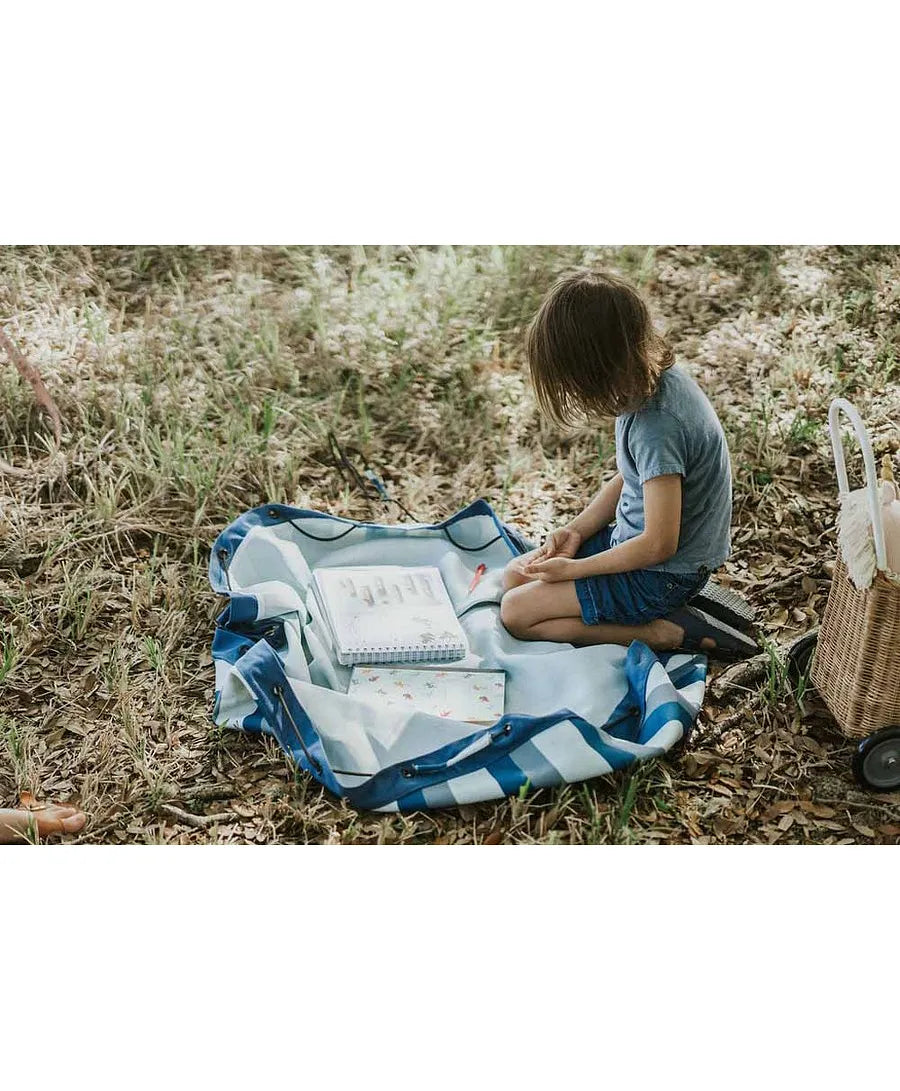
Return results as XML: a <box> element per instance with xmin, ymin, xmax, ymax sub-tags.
<box><xmin>645</xmin><ymin>617</ymin><xmax>716</xmax><ymax>653</ymax></box>
<box><xmin>0</xmin><ymin>794</ymin><xmax>86</xmax><ymax>844</ymax></box>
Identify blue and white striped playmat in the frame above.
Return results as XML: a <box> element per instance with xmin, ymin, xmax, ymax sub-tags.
<box><xmin>208</xmin><ymin>500</ymin><xmax>707</xmax><ymax>812</ymax></box>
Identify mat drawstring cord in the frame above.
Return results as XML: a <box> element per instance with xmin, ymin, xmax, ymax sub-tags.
<box><xmin>324</xmin><ymin>430</ymin><xmax>420</xmax><ymax>522</ymax></box>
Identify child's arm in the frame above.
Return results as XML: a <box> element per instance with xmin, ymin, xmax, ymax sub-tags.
<box><xmin>535</xmin><ymin>474</ymin><xmax>624</xmax><ymax>560</ymax></box>
<box><xmin>527</xmin><ymin>475</ymin><xmax>682</xmax><ymax>580</ymax></box>
<box><xmin>566</xmin><ymin>472</ymin><xmax>624</xmax><ymax>541</ymax></box>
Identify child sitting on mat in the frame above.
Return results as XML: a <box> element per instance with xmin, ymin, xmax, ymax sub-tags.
<box><xmin>500</xmin><ymin>270</ymin><xmax>750</xmax><ymax>658</ymax></box>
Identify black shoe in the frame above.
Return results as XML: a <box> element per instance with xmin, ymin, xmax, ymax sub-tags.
<box><xmin>666</xmin><ymin>604</ymin><xmax>760</xmax><ymax>662</ymax></box>
<box><xmin>689</xmin><ymin>579</ymin><xmax>757</xmax><ymax>636</ymax></box>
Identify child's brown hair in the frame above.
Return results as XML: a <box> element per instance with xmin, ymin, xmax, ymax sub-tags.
<box><xmin>525</xmin><ymin>270</ymin><xmax>673</xmax><ymax>426</ymax></box>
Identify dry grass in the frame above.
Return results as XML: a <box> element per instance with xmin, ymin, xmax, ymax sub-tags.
<box><xmin>2</xmin><ymin>244</ymin><xmax>900</xmax><ymax>844</ymax></box>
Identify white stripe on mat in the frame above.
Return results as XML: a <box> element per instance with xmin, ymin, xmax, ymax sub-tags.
<box><xmin>531</xmin><ymin>720</ymin><xmax>615</xmax><ymax>782</ymax></box>
<box><xmin>447</xmin><ymin>767</ymin><xmax>508</xmax><ymax>805</ymax></box>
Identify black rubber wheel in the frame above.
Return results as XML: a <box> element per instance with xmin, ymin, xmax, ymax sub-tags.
<box><xmin>786</xmin><ymin>630</ymin><xmax>818</xmax><ymax>697</ymax></box>
<box><xmin>852</xmin><ymin>727</ymin><xmax>900</xmax><ymax>791</ymax></box>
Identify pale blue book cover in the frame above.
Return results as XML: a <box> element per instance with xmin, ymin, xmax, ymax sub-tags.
<box><xmin>348</xmin><ymin>667</ymin><xmax>506</xmax><ymax>723</ymax></box>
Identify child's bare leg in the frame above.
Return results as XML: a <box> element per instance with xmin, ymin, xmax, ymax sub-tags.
<box><xmin>500</xmin><ymin>579</ymin><xmax>685</xmax><ymax>649</ymax></box>
<box><xmin>0</xmin><ymin>798</ymin><xmax>86</xmax><ymax>844</ymax></box>
<box><xmin>519</xmin><ymin>615</ymin><xmax>683</xmax><ymax>647</ymax></box>
<box><xmin>502</xmin><ymin>549</ymin><xmax>543</xmax><ymax>591</ymax></box>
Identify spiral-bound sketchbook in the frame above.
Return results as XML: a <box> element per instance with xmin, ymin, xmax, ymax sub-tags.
<box><xmin>312</xmin><ymin>565</ymin><xmax>468</xmax><ymax>666</ymax></box>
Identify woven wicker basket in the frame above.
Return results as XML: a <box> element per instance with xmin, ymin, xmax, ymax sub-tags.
<box><xmin>811</xmin><ymin>555</ymin><xmax>900</xmax><ymax>738</ymax></box>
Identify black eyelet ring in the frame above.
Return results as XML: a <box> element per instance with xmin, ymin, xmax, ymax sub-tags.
<box><xmin>401</xmin><ymin>767</ymin><xmax>414</xmax><ymax>778</ymax></box>
<box><xmin>268</xmin><ymin>508</ymin><xmax>280</xmax><ymax>518</ymax></box>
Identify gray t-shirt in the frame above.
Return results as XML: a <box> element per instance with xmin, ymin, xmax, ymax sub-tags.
<box><xmin>610</xmin><ymin>364</ymin><xmax>732</xmax><ymax>574</ymax></box>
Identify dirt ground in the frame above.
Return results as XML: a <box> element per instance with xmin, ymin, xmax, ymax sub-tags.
<box><xmin>2</xmin><ymin>244</ymin><xmax>899</xmax><ymax>843</ymax></box>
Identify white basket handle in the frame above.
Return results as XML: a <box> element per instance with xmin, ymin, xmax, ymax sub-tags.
<box><xmin>828</xmin><ymin>397</ymin><xmax>887</xmax><ymax>571</ymax></box>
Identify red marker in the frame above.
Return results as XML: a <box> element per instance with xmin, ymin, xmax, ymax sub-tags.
<box><xmin>468</xmin><ymin>563</ymin><xmax>487</xmax><ymax>593</ymax></box>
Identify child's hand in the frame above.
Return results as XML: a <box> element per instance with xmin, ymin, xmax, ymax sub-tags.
<box><xmin>537</xmin><ymin>525</ymin><xmax>583</xmax><ymax>560</ymax></box>
<box><xmin>523</xmin><ymin>556</ymin><xmax>579</xmax><ymax>582</ymax></box>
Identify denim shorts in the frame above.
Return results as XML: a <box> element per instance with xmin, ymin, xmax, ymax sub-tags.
<box><xmin>574</xmin><ymin>526</ymin><xmax>710</xmax><ymax>626</ymax></box>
